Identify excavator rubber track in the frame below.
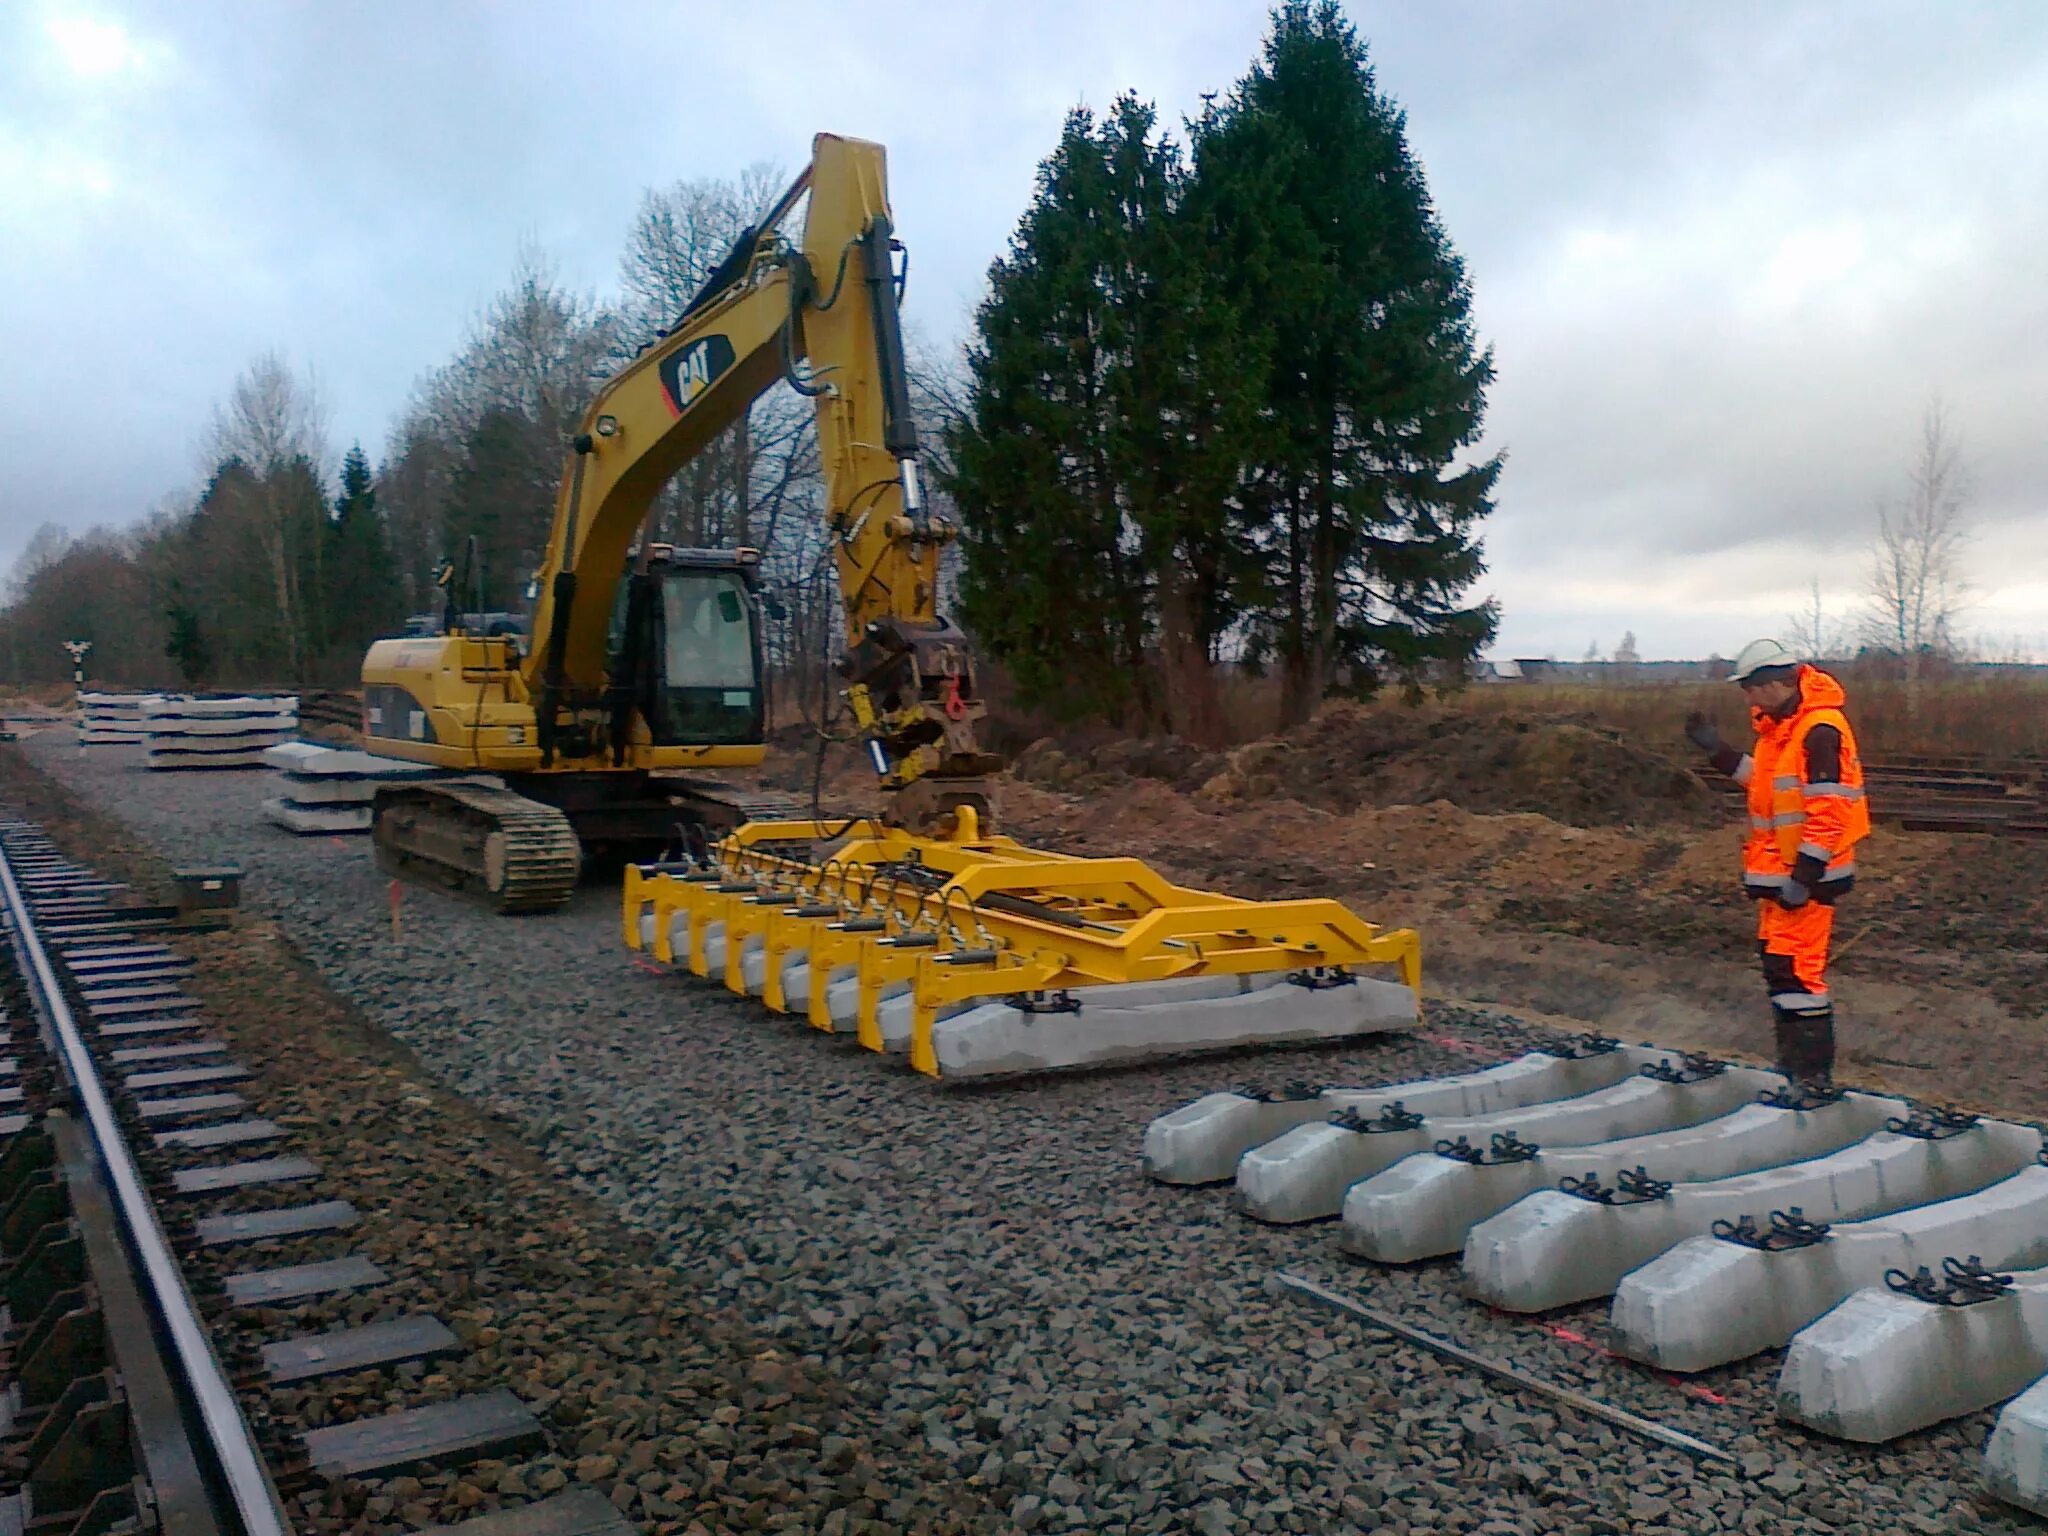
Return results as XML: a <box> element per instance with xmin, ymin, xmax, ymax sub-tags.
<box><xmin>373</xmin><ymin>779</ymin><xmax>581</xmax><ymax>915</ymax></box>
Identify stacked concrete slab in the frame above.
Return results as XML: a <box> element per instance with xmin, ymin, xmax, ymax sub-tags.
<box><xmin>261</xmin><ymin>740</ymin><xmax>442</xmax><ymax>833</ymax></box>
<box><xmin>1145</xmin><ymin>1057</ymin><xmax>2048</xmax><ymax>1512</ymax></box>
<box><xmin>79</xmin><ymin>691</ymin><xmax>153</xmax><ymax>744</ymax></box>
<box><xmin>142</xmin><ymin>695</ymin><xmax>297</xmax><ymax>769</ymax></box>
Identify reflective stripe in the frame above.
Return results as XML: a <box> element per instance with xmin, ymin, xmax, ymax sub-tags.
<box><xmin>1771</xmin><ymin>992</ymin><xmax>1832</xmax><ymax>1014</ymax></box>
<box><xmin>1773</xmin><ymin>774</ymin><xmax>1801</xmax><ymax>790</ymax></box>
<box><xmin>1797</xmin><ymin>841</ymin><xmax>1833</xmax><ymax>864</ymax></box>
<box><xmin>1749</xmin><ymin>814</ymin><xmax>1773</xmax><ymax>830</ymax></box>
<box><xmin>1751</xmin><ymin>864</ymin><xmax>1855</xmax><ymax>891</ymax></box>
<box><xmin>1771</xmin><ymin>812</ymin><xmax>1806</xmax><ymax>828</ymax></box>
<box><xmin>1801</xmin><ymin>783</ymin><xmax>1865</xmax><ymax>801</ymax></box>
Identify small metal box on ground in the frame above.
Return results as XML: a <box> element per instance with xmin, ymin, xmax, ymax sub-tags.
<box><xmin>172</xmin><ymin>866</ymin><xmax>243</xmax><ymax>928</ymax></box>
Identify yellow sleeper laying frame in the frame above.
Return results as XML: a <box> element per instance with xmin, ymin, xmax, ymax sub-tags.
<box><xmin>623</xmin><ymin>810</ymin><xmax>1422</xmax><ymax>1077</ymax></box>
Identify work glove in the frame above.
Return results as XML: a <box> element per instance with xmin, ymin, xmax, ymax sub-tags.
<box><xmin>1684</xmin><ymin>711</ymin><xmax>1725</xmax><ymax>756</ymax></box>
<box><xmin>1777</xmin><ymin>878</ymin><xmax>1811</xmax><ymax>911</ymax></box>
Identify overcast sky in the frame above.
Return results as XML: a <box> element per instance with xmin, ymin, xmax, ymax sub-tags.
<box><xmin>4</xmin><ymin>0</ymin><xmax>2044</xmax><ymax>660</ymax></box>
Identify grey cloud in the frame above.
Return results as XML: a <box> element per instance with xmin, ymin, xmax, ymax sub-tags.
<box><xmin>2</xmin><ymin>0</ymin><xmax>2043</xmax><ymax>662</ymax></box>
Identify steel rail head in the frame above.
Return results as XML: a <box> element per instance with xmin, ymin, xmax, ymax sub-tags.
<box><xmin>0</xmin><ymin>835</ymin><xmax>294</xmax><ymax>1536</ymax></box>
<box><xmin>1274</xmin><ymin>1270</ymin><xmax>1735</xmax><ymax>1466</ymax></box>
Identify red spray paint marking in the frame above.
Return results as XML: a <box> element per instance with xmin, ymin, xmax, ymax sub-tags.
<box><xmin>1422</xmin><ymin>1032</ymin><xmax>1496</xmax><ymax>1058</ymax></box>
<box><xmin>630</xmin><ymin>957</ymin><xmax>668</xmax><ymax>977</ymax></box>
<box><xmin>1542</xmin><ymin>1323</ymin><xmax>1728</xmax><ymax>1405</ymax></box>
<box><xmin>328</xmin><ymin>836</ymin><xmax>347</xmax><ymax>851</ymax></box>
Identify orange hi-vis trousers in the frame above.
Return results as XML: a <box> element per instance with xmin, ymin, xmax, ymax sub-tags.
<box><xmin>1758</xmin><ymin>899</ymin><xmax>1834</xmax><ymax>1083</ymax></box>
<box><xmin>1757</xmin><ymin>899</ymin><xmax>1833</xmax><ymax>1007</ymax></box>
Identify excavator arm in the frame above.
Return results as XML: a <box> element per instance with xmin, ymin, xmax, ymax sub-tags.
<box><xmin>525</xmin><ymin>133</ymin><xmax>997</xmax><ymax>829</ymax></box>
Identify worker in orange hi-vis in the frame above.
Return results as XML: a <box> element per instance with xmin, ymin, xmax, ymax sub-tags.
<box><xmin>1683</xmin><ymin>640</ymin><xmax>1871</xmax><ymax>1100</ymax></box>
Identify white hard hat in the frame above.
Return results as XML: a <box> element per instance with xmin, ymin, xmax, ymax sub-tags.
<box><xmin>1728</xmin><ymin>638</ymin><xmax>1802</xmax><ymax>684</ymax></box>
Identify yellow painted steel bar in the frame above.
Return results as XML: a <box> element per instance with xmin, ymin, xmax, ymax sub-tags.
<box><xmin>623</xmin><ymin>819</ymin><xmax>1423</xmax><ymax>1077</ymax></box>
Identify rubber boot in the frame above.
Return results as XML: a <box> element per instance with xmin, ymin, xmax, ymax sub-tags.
<box><xmin>1773</xmin><ymin>1008</ymin><xmax>1836</xmax><ymax>1100</ymax></box>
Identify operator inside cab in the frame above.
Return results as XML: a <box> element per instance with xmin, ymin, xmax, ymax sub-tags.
<box><xmin>1684</xmin><ymin>640</ymin><xmax>1869</xmax><ymax>1101</ymax></box>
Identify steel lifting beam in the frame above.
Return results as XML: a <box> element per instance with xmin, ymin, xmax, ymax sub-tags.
<box><xmin>624</xmin><ymin>813</ymin><xmax>1421</xmax><ymax>1077</ymax></box>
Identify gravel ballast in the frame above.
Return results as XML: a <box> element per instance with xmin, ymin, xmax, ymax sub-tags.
<box><xmin>16</xmin><ymin>734</ymin><xmax>2035</xmax><ymax>1535</ymax></box>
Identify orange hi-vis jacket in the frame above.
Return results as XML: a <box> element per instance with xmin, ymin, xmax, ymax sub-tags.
<box><xmin>1737</xmin><ymin>665</ymin><xmax>1869</xmax><ymax>900</ymax></box>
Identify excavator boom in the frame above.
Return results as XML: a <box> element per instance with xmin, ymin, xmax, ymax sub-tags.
<box><xmin>360</xmin><ymin>135</ymin><xmax>999</xmax><ymax>907</ymax></box>
<box><xmin>521</xmin><ymin>134</ymin><xmax>995</xmax><ymax>825</ymax></box>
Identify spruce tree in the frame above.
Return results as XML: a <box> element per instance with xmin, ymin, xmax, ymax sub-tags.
<box><xmin>326</xmin><ymin>443</ymin><xmax>401</xmax><ymax>659</ymax></box>
<box><xmin>947</xmin><ymin>97</ymin><xmax>1259</xmax><ymax>737</ymax></box>
<box><xmin>1100</xmin><ymin>101</ymin><xmax>1267</xmax><ymax>745</ymax></box>
<box><xmin>948</xmin><ymin>104</ymin><xmax>1152</xmax><ymax>725</ymax></box>
<box><xmin>164</xmin><ymin>602</ymin><xmax>212</xmax><ymax>687</ymax></box>
<box><xmin>1191</xmin><ymin>0</ymin><xmax>1500</xmax><ymax>719</ymax></box>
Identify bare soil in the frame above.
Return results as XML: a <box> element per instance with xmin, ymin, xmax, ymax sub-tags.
<box><xmin>1015</xmin><ymin>703</ymin><xmax>1725</xmax><ymax>830</ymax></box>
<box><xmin>775</xmin><ymin>711</ymin><xmax>2048</xmax><ymax>1122</ymax></box>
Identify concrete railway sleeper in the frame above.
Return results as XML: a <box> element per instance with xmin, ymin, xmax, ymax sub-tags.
<box><xmin>1145</xmin><ymin>1045</ymin><xmax>2048</xmax><ymax>1516</ymax></box>
<box><xmin>0</xmin><ymin>813</ymin><xmax>627</xmax><ymax>1536</ymax></box>
<box><xmin>1234</xmin><ymin>1048</ymin><xmax>1778</xmax><ymax>1225</ymax></box>
<box><xmin>623</xmin><ymin>824</ymin><xmax>1426</xmax><ymax>1078</ymax></box>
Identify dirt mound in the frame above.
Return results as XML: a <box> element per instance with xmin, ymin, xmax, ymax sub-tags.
<box><xmin>1016</xmin><ymin>704</ymin><xmax>1725</xmax><ymax>830</ymax></box>
<box><xmin>1012</xmin><ymin>735</ymin><xmax>1223</xmax><ymax>796</ymax></box>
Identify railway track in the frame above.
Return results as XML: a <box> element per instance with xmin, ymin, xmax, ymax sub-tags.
<box><xmin>293</xmin><ymin>693</ymin><xmax>362</xmax><ymax>736</ymax></box>
<box><xmin>0</xmin><ymin>812</ymin><xmax>630</xmax><ymax>1536</ymax></box>
<box><xmin>1696</xmin><ymin>757</ymin><xmax>2048</xmax><ymax>836</ymax></box>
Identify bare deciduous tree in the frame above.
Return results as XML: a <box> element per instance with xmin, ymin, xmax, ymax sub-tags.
<box><xmin>387</xmin><ymin>248</ymin><xmax>617</xmax><ymax>597</ymax></box>
<box><xmin>1862</xmin><ymin>396</ymin><xmax>1973</xmax><ymax>707</ymax></box>
<box><xmin>1784</xmin><ymin>576</ymin><xmax>1847</xmax><ymax>661</ymax></box>
<box><xmin>618</xmin><ymin>164</ymin><xmax>784</xmax><ymax>333</ymax></box>
<box><xmin>6</xmin><ymin>523</ymin><xmax>74</xmax><ymax>603</ymax></box>
<box><xmin>412</xmin><ymin>246</ymin><xmax>617</xmax><ymax>449</ymax></box>
<box><xmin>618</xmin><ymin>167</ymin><xmax>793</xmax><ymax>551</ymax></box>
<box><xmin>208</xmin><ymin>352</ymin><xmax>330</xmax><ymax>681</ymax></box>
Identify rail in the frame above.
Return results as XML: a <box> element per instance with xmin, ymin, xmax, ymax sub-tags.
<box><xmin>0</xmin><ymin>829</ymin><xmax>293</xmax><ymax>1536</ymax></box>
<box><xmin>1695</xmin><ymin>756</ymin><xmax>2048</xmax><ymax>837</ymax></box>
<box><xmin>295</xmin><ymin>690</ymin><xmax>361</xmax><ymax>733</ymax></box>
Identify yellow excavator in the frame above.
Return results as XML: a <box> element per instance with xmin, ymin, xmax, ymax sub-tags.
<box><xmin>361</xmin><ymin>133</ymin><xmax>998</xmax><ymax>910</ymax></box>
<box><xmin>366</xmin><ymin>133</ymin><xmax>1421</xmax><ymax>1076</ymax></box>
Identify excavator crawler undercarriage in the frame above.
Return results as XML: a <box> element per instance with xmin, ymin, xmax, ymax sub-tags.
<box><xmin>373</xmin><ymin>780</ymin><xmax>582</xmax><ymax>914</ymax></box>
<box><xmin>370</xmin><ymin>776</ymin><xmax>810</xmax><ymax>915</ymax></box>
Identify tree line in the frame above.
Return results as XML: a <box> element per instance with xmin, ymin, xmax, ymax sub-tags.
<box><xmin>1</xmin><ymin>3</ymin><xmax>1505</xmax><ymax>749</ymax></box>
